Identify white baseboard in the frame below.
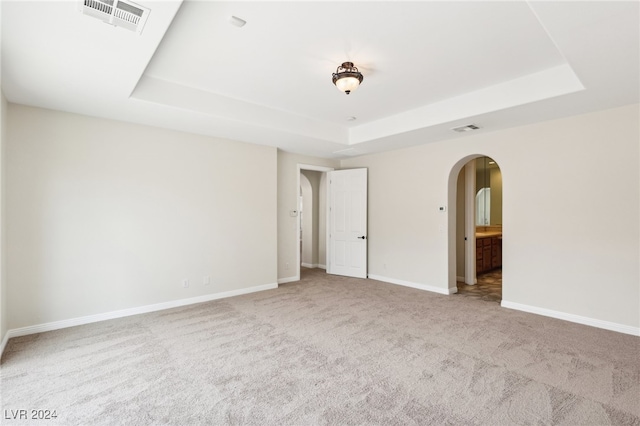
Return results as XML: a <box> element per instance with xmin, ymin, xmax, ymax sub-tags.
<box><xmin>501</xmin><ymin>300</ymin><xmax>640</xmax><ymax>336</ymax></box>
<box><xmin>2</xmin><ymin>282</ymin><xmax>279</xmax><ymax>352</ymax></box>
<box><xmin>278</xmin><ymin>276</ymin><xmax>299</xmax><ymax>284</ymax></box>
<box><xmin>368</xmin><ymin>274</ymin><xmax>455</xmax><ymax>295</ymax></box>
<box><xmin>317</xmin><ymin>264</ymin><xmax>326</xmax><ymax>270</ymax></box>
<box><xmin>457</xmin><ymin>276</ymin><xmax>465</xmax><ymax>282</ymax></box>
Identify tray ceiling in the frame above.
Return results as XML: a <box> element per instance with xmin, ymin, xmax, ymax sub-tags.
<box><xmin>2</xmin><ymin>1</ymin><xmax>638</xmax><ymax>158</ymax></box>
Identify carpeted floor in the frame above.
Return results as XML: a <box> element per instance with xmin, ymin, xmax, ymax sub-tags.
<box><xmin>2</xmin><ymin>268</ymin><xmax>639</xmax><ymax>425</ymax></box>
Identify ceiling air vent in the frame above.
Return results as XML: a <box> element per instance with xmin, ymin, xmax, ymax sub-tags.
<box><xmin>80</xmin><ymin>0</ymin><xmax>150</xmax><ymax>34</ymax></box>
<box><xmin>451</xmin><ymin>124</ymin><xmax>481</xmax><ymax>133</ymax></box>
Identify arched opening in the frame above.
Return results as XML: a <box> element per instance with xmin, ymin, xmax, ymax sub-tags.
<box><xmin>300</xmin><ymin>173</ymin><xmax>313</xmax><ymax>269</ymax></box>
<box><xmin>296</xmin><ymin>164</ymin><xmax>333</xmax><ymax>281</ymax></box>
<box><xmin>447</xmin><ymin>155</ymin><xmax>503</xmax><ymax>302</ymax></box>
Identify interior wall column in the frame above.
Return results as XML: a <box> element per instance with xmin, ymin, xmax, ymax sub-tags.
<box><xmin>464</xmin><ymin>160</ymin><xmax>476</xmax><ymax>285</ymax></box>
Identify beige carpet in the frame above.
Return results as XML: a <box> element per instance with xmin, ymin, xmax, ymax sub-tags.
<box><xmin>2</xmin><ymin>268</ymin><xmax>639</xmax><ymax>425</ymax></box>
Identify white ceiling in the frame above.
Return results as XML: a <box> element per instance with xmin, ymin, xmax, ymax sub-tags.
<box><xmin>2</xmin><ymin>1</ymin><xmax>639</xmax><ymax>158</ymax></box>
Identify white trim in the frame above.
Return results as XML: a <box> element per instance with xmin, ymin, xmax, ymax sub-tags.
<box><xmin>456</xmin><ymin>275</ymin><xmax>465</xmax><ymax>282</ymax></box>
<box><xmin>501</xmin><ymin>300</ymin><xmax>640</xmax><ymax>336</ymax></box>
<box><xmin>298</xmin><ymin>164</ymin><xmax>334</xmax><ymax>172</ymax></box>
<box><xmin>2</xmin><ymin>283</ymin><xmax>278</xmax><ymax>347</ymax></box>
<box><xmin>278</xmin><ymin>276</ymin><xmax>299</xmax><ymax>284</ymax></box>
<box><xmin>464</xmin><ymin>160</ymin><xmax>476</xmax><ymax>286</ymax></box>
<box><xmin>368</xmin><ymin>274</ymin><xmax>455</xmax><ymax>295</ymax></box>
<box><xmin>300</xmin><ymin>263</ymin><xmax>326</xmax><ymax>270</ymax></box>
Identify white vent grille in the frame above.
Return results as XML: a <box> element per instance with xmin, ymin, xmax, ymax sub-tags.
<box><xmin>80</xmin><ymin>0</ymin><xmax>150</xmax><ymax>34</ymax></box>
<box><xmin>451</xmin><ymin>124</ymin><xmax>481</xmax><ymax>133</ymax></box>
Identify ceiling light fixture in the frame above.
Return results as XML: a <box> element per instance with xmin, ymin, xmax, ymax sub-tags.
<box><xmin>332</xmin><ymin>62</ymin><xmax>364</xmax><ymax>95</ymax></box>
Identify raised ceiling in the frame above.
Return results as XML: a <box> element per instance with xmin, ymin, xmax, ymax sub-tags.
<box><xmin>2</xmin><ymin>1</ymin><xmax>638</xmax><ymax>158</ymax></box>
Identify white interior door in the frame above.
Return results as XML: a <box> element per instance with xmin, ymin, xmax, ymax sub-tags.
<box><xmin>328</xmin><ymin>168</ymin><xmax>367</xmax><ymax>278</ymax></box>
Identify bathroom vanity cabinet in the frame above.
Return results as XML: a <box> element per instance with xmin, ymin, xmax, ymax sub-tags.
<box><xmin>476</xmin><ymin>234</ymin><xmax>502</xmax><ymax>274</ymax></box>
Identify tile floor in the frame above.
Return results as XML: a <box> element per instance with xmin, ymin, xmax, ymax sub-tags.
<box><xmin>456</xmin><ymin>269</ymin><xmax>502</xmax><ymax>303</ymax></box>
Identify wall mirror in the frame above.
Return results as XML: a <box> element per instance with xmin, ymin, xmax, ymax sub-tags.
<box><xmin>475</xmin><ymin>156</ymin><xmax>502</xmax><ymax>226</ymax></box>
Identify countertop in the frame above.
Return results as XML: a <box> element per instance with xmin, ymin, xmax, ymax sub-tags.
<box><xmin>475</xmin><ymin>232</ymin><xmax>502</xmax><ymax>238</ymax></box>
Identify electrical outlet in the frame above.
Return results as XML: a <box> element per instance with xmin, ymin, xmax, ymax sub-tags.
<box><xmin>203</xmin><ymin>276</ymin><xmax>210</xmax><ymax>286</ymax></box>
<box><xmin>182</xmin><ymin>279</ymin><xmax>189</xmax><ymax>288</ymax></box>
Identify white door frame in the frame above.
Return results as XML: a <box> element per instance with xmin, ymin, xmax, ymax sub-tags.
<box><xmin>464</xmin><ymin>160</ymin><xmax>477</xmax><ymax>285</ymax></box>
<box><xmin>448</xmin><ymin>155</ymin><xmax>479</xmax><ymax>292</ymax></box>
<box><xmin>296</xmin><ymin>164</ymin><xmax>334</xmax><ymax>281</ymax></box>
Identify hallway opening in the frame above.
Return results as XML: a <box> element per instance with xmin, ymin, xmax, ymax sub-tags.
<box><xmin>297</xmin><ymin>164</ymin><xmax>333</xmax><ymax>281</ymax></box>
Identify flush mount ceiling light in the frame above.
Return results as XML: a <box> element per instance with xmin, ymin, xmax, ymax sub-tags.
<box><xmin>332</xmin><ymin>62</ymin><xmax>364</xmax><ymax>95</ymax></box>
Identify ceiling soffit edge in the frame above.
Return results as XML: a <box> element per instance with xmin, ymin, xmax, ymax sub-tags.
<box><xmin>132</xmin><ymin>64</ymin><xmax>583</xmax><ymax>147</ymax></box>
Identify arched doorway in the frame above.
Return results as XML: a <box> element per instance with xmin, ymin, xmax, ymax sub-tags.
<box><xmin>447</xmin><ymin>155</ymin><xmax>503</xmax><ymax>302</ymax></box>
<box><xmin>296</xmin><ymin>164</ymin><xmax>333</xmax><ymax>281</ymax></box>
<box><xmin>300</xmin><ymin>173</ymin><xmax>313</xmax><ymax>269</ymax></box>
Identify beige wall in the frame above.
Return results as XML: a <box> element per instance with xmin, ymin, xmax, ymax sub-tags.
<box><xmin>2</xmin><ymin>101</ymin><xmax>638</xmax><ymax>336</ymax></box>
<box><xmin>489</xmin><ymin>166</ymin><xmax>503</xmax><ymax>226</ymax></box>
<box><xmin>0</xmin><ymin>91</ymin><xmax>6</xmax><ymax>343</ymax></box>
<box><xmin>277</xmin><ymin>151</ymin><xmax>338</xmax><ymax>281</ymax></box>
<box><xmin>0</xmin><ymin>0</ymin><xmax>6</xmax><ymax>347</ymax></box>
<box><xmin>342</xmin><ymin>104</ymin><xmax>639</xmax><ymax>329</ymax></box>
<box><xmin>318</xmin><ymin>173</ymin><xmax>328</xmax><ymax>268</ymax></box>
<box><xmin>342</xmin><ymin>146</ymin><xmax>450</xmax><ymax>287</ymax></box>
<box><xmin>6</xmin><ymin>105</ymin><xmax>277</xmax><ymax>329</ymax></box>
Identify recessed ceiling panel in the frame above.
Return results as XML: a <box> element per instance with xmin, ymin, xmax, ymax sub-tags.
<box><xmin>143</xmin><ymin>1</ymin><xmax>567</xmax><ymax>126</ymax></box>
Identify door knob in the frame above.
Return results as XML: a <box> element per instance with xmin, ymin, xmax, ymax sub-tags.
<box><xmin>358</xmin><ymin>236</ymin><xmax>367</xmax><ymax>239</ymax></box>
